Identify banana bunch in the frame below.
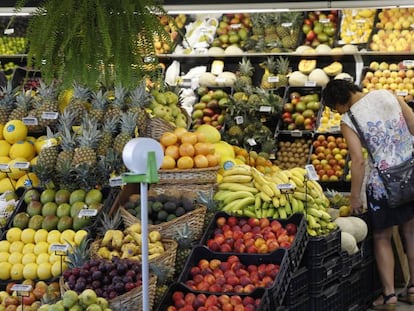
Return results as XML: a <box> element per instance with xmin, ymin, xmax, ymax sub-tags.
<box><xmin>214</xmin><ymin>164</ymin><xmax>337</xmax><ymax>236</ymax></box>
<box><xmin>97</xmin><ymin>222</ymin><xmax>165</xmax><ymax>261</ymax></box>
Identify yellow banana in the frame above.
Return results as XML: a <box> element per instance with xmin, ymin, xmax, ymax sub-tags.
<box><xmin>279</xmin><ymin>195</ymin><xmax>287</xmax><ymax>207</ymax></box>
<box><xmin>222</xmin><ymin>175</ymin><xmax>253</xmax><ymax>183</ymax></box>
<box><xmin>254</xmin><ymin>194</ymin><xmax>262</xmax><ymax>210</ymax></box>
<box><xmin>222</xmin><ymin>196</ymin><xmax>256</xmax><ymax>213</ymax></box>
<box><xmin>275</xmin><ymin>171</ymin><xmax>290</xmax><ymax>184</ymax></box>
<box><xmin>214</xmin><ymin>190</ymin><xmax>233</xmax><ymax>201</ymax></box>
<box><xmin>112</xmin><ymin>230</ymin><xmax>124</xmax><ymax>249</ymax></box>
<box><xmin>318</xmin><ymin>210</ymin><xmax>332</xmax><ymax>221</ymax></box>
<box><xmin>290</xmin><ymin>167</ymin><xmax>307</xmax><ymax>176</ymax></box>
<box><xmin>223</xmin><ymin>191</ymin><xmax>254</xmax><ymax>205</ymax></box>
<box><xmin>218</xmin><ymin>183</ymin><xmax>259</xmax><ymax>193</ymax></box>
<box><xmin>307</xmin><ymin>228</ymin><xmax>317</xmax><ymax>236</ymax></box>
<box><xmin>306</xmin><ymin>214</ymin><xmax>321</xmax><ymax>229</ymax></box>
<box><xmin>272</xmin><ymin>197</ymin><xmax>280</xmax><ymax>208</ymax></box>
<box><xmin>271</xmin><ymin>175</ymin><xmax>286</xmax><ymax>186</ymax></box>
<box><xmin>259</xmin><ymin>191</ymin><xmax>272</xmax><ymax>203</ymax></box>
<box><xmin>291</xmin><ymin>197</ymin><xmax>299</xmax><ymax>213</ymax></box>
<box><xmin>271</xmin><ymin>183</ymin><xmax>281</xmax><ymax>197</ymax></box>
<box><xmin>222</xmin><ymin>166</ymin><xmax>252</xmax><ymax>177</ymax></box>
<box><xmin>293</xmin><ymin>191</ymin><xmax>315</xmax><ymax>203</ymax></box>
<box><xmin>272</xmin><ymin>209</ymin><xmax>280</xmax><ymax>219</ymax></box>
<box><xmin>307</xmin><ymin>207</ymin><xmax>323</xmax><ymax>219</ymax></box>
<box><xmin>284</xmin><ymin>200</ymin><xmax>292</xmax><ymax>216</ymax></box>
<box><xmin>289</xmin><ymin>174</ymin><xmax>304</xmax><ymax>188</ymax></box>
<box><xmin>296</xmin><ymin>199</ymin><xmax>305</xmax><ymax>213</ymax></box>
<box><xmin>261</xmin><ymin>183</ymin><xmax>275</xmax><ymax>198</ymax></box>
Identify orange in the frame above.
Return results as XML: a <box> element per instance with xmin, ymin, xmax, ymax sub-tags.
<box><xmin>179</xmin><ymin>143</ymin><xmax>195</xmax><ymax>157</ymax></box>
<box><xmin>194</xmin><ymin>142</ymin><xmax>211</xmax><ymax>156</ymax></box>
<box><xmin>173</xmin><ymin>127</ymin><xmax>188</xmax><ymax>141</ymax></box>
<box><xmin>206</xmin><ymin>154</ymin><xmax>219</xmax><ymax>167</ymax></box>
<box><xmin>177</xmin><ymin>156</ymin><xmax>194</xmax><ymax>169</ymax></box>
<box><xmin>161</xmin><ymin>155</ymin><xmax>176</xmax><ymax>169</ymax></box>
<box><xmin>180</xmin><ymin>132</ymin><xmax>198</xmax><ymax>145</ymax></box>
<box><xmin>194</xmin><ymin>131</ymin><xmax>207</xmax><ymax>143</ymax></box>
<box><xmin>164</xmin><ymin>145</ymin><xmax>180</xmax><ymax>160</ymax></box>
<box><xmin>194</xmin><ymin>154</ymin><xmax>209</xmax><ymax>168</ymax></box>
<box><xmin>160</xmin><ymin>132</ymin><xmax>178</xmax><ymax>147</ymax></box>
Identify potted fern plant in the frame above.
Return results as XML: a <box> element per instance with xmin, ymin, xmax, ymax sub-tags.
<box><xmin>14</xmin><ymin>0</ymin><xmax>171</xmax><ymax>89</ymax></box>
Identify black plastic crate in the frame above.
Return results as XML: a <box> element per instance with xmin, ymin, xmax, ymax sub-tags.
<box><xmin>279</xmin><ymin>292</ymin><xmax>310</xmax><ymax>311</ymax></box>
<box><xmin>309</xmin><ymin>280</ymin><xmax>343</xmax><ymax>311</ymax></box>
<box><xmin>283</xmin><ymin>266</ymin><xmax>308</xmax><ymax>306</ymax></box>
<box><xmin>177</xmin><ymin>245</ymin><xmax>290</xmax><ymax>307</ymax></box>
<box><xmin>155</xmin><ymin>282</ymin><xmax>270</xmax><ymax>311</ymax></box>
<box><xmin>307</xmin><ymin>253</ymin><xmax>342</xmax><ymax>293</ymax></box>
<box><xmin>200</xmin><ymin>212</ymin><xmax>308</xmax><ymax>273</ymax></box>
<box><xmin>306</xmin><ymin>227</ymin><xmax>341</xmax><ymax>261</ymax></box>
<box><xmin>341</xmin><ymin>269</ymin><xmax>363</xmax><ymax>310</ymax></box>
<box><xmin>340</xmin><ymin>248</ymin><xmax>363</xmax><ymax>277</ymax></box>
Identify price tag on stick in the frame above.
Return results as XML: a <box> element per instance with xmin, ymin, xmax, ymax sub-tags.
<box><xmin>305</xmin><ymin>164</ymin><xmax>319</xmax><ymax>180</ymax></box>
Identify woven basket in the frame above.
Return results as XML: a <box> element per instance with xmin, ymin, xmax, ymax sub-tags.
<box><xmin>146</xmin><ymin>117</ymin><xmax>176</xmax><ymax>141</ymax></box>
<box><xmin>90</xmin><ymin>236</ymin><xmax>178</xmax><ymax>273</ymax></box>
<box><xmin>120</xmin><ymin>205</ymin><xmax>207</xmax><ymax>241</ymax></box>
<box><xmin>158</xmin><ymin>166</ymin><xmax>219</xmax><ymax>184</ymax></box>
<box><xmin>149</xmin><ymin>183</ymin><xmax>217</xmax><ymax>199</ymax></box>
<box><xmin>60</xmin><ymin>275</ymin><xmax>157</xmax><ymax>311</ymax></box>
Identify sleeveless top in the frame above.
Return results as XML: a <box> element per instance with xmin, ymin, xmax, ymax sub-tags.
<box><xmin>341</xmin><ymin>89</ymin><xmax>414</xmax><ymax>203</ymax></box>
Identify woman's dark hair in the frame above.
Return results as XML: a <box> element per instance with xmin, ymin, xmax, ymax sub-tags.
<box><xmin>322</xmin><ymin>79</ymin><xmax>362</xmax><ymax>109</ymax></box>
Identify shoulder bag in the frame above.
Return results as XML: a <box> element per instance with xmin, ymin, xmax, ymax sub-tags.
<box><xmin>348</xmin><ymin>110</ymin><xmax>414</xmax><ymax>208</ymax></box>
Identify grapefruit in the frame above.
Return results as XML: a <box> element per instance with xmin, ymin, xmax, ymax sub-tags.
<box><xmin>195</xmin><ymin>124</ymin><xmax>221</xmax><ymax>143</ymax></box>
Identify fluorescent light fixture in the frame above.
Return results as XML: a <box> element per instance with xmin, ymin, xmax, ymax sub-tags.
<box><xmin>330</xmin><ymin>0</ymin><xmax>414</xmax><ymax>8</ymax></box>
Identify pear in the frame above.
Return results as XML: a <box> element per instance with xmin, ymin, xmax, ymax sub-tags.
<box><xmin>63</xmin><ymin>290</ymin><xmax>79</xmax><ymax>308</ymax></box>
<box><xmin>96</xmin><ymin>297</ymin><xmax>109</xmax><ymax>309</ymax></box>
<box><xmin>86</xmin><ymin>304</ymin><xmax>102</xmax><ymax>311</ymax></box>
<box><xmin>68</xmin><ymin>304</ymin><xmax>83</xmax><ymax>311</ymax></box>
<box><xmin>79</xmin><ymin>289</ymin><xmax>97</xmax><ymax>307</ymax></box>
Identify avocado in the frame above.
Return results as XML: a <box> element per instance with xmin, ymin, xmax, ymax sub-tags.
<box><xmin>57</xmin><ymin>216</ymin><xmax>73</xmax><ymax>232</ymax></box>
<box><xmin>152</xmin><ymin>201</ymin><xmax>163</xmax><ymax>212</ymax></box>
<box><xmin>182</xmin><ymin>198</ymin><xmax>195</xmax><ymax>212</ymax></box>
<box><xmin>157</xmin><ymin>210</ymin><xmax>168</xmax><ymax>221</ymax></box>
<box><xmin>157</xmin><ymin>194</ymin><xmax>169</xmax><ymax>204</ymax></box>
<box><xmin>42</xmin><ymin>215</ymin><xmax>59</xmax><ymax>230</ymax></box>
<box><xmin>175</xmin><ymin>207</ymin><xmax>186</xmax><ymax>217</ymax></box>
<box><xmin>28</xmin><ymin>215</ymin><xmax>44</xmax><ymax>230</ymax></box>
<box><xmin>73</xmin><ymin>216</ymin><xmax>91</xmax><ymax>231</ymax></box>
<box><xmin>124</xmin><ymin>201</ymin><xmax>135</xmax><ymax>210</ymax></box>
<box><xmin>163</xmin><ymin>201</ymin><xmax>177</xmax><ymax>213</ymax></box>
<box><xmin>13</xmin><ymin>212</ymin><xmax>30</xmax><ymax>229</ymax></box>
<box><xmin>166</xmin><ymin>214</ymin><xmax>177</xmax><ymax>222</ymax></box>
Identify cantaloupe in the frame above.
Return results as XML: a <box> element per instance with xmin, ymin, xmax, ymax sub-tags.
<box><xmin>334</xmin><ymin>216</ymin><xmax>368</xmax><ymax>243</ymax></box>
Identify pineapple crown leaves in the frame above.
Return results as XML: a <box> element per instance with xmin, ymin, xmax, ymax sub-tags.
<box><xmin>97</xmin><ymin>147</ymin><xmax>124</xmax><ymax>177</ymax></box>
<box><xmin>66</xmin><ymin>235</ymin><xmax>91</xmax><ymax>269</ymax></box>
<box><xmin>91</xmin><ymin>89</ymin><xmax>108</xmax><ymax>110</ymax></box>
<box><xmin>57</xmin><ymin>108</ymin><xmax>77</xmax><ymax>132</ymax></box>
<box><xmin>72</xmin><ymin>82</ymin><xmax>91</xmax><ymax>101</ymax></box>
<box><xmin>260</xmin><ymin>56</ymin><xmax>277</xmax><ymax>73</ymax></box>
<box><xmin>149</xmin><ymin>262</ymin><xmax>174</xmax><ymax>285</ymax></box>
<box><xmin>119</xmin><ymin>111</ymin><xmax>138</xmax><ymax>134</ymax></box>
<box><xmin>254</xmin><ymin>87</ymin><xmax>284</xmax><ymax>113</ymax></box>
<box><xmin>71</xmin><ymin>163</ymin><xmax>98</xmax><ymax>191</ymax></box>
<box><xmin>112</xmin><ymin>85</ymin><xmax>128</xmax><ymax>108</ymax></box>
<box><xmin>77</xmin><ymin>117</ymin><xmax>102</xmax><ymax>149</ymax></box>
<box><xmin>102</xmin><ymin>115</ymin><xmax>120</xmax><ymax>133</ymax></box>
<box><xmin>196</xmin><ymin>189</ymin><xmax>218</xmax><ymax>212</ymax></box>
<box><xmin>175</xmin><ymin>223</ymin><xmax>193</xmax><ymax>249</ymax></box>
<box><xmin>15</xmin><ymin>89</ymin><xmax>33</xmax><ymax>108</ymax></box>
<box><xmin>0</xmin><ymin>80</ymin><xmax>18</xmax><ymax>106</ymax></box>
<box><xmin>238</xmin><ymin>57</ymin><xmax>254</xmax><ymax>77</ymax></box>
<box><xmin>37</xmin><ymin>80</ymin><xmax>57</xmax><ymax>100</ymax></box>
<box><xmin>129</xmin><ymin>81</ymin><xmax>152</xmax><ymax>108</ymax></box>
<box><xmin>98</xmin><ymin>209</ymin><xmax>122</xmax><ymax>236</ymax></box>
<box><xmin>276</xmin><ymin>56</ymin><xmax>290</xmax><ymax>75</ymax></box>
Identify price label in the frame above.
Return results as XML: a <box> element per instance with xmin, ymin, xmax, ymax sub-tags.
<box><xmin>230</xmin><ymin>23</ymin><xmax>241</xmax><ymax>29</ymax></box>
<box><xmin>269</xmin><ymin>153</ymin><xmax>276</xmax><ymax>160</ymax></box>
<box><xmin>109</xmin><ymin>176</ymin><xmax>124</xmax><ymax>187</ymax></box>
<box><xmin>305</xmin><ymin>81</ymin><xmax>317</xmax><ymax>87</ymax></box>
<box><xmin>4</xmin><ymin>28</ymin><xmax>14</xmax><ymax>35</ymax></box>
<box><xmin>277</xmin><ymin>183</ymin><xmax>295</xmax><ymax>190</ymax></box>
<box><xmin>11</xmin><ymin>284</ymin><xmax>32</xmax><ymax>292</ymax></box>
<box><xmin>41</xmin><ymin>111</ymin><xmax>59</xmax><ymax>120</ymax></box>
<box><xmin>305</xmin><ymin>164</ymin><xmax>319</xmax><ymax>180</ymax></box>
<box><xmin>319</xmin><ymin>18</ymin><xmax>330</xmax><ymax>24</ymax></box>
<box><xmin>0</xmin><ymin>164</ymin><xmax>9</xmax><ymax>171</ymax></box>
<box><xmin>281</xmin><ymin>22</ymin><xmax>292</xmax><ymax>27</ymax></box>
<box><xmin>79</xmin><ymin>208</ymin><xmax>98</xmax><ymax>217</ymax></box>
<box><xmin>235</xmin><ymin>116</ymin><xmax>244</xmax><ymax>124</ymax></box>
<box><xmin>268</xmin><ymin>76</ymin><xmax>279</xmax><ymax>83</ymax></box>
<box><xmin>247</xmin><ymin>138</ymin><xmax>257</xmax><ymax>146</ymax></box>
<box><xmin>259</xmin><ymin>106</ymin><xmax>272</xmax><ymax>113</ymax></box>
<box><xmin>396</xmin><ymin>90</ymin><xmax>408</xmax><ymax>96</ymax></box>
<box><xmin>291</xmin><ymin>130</ymin><xmax>303</xmax><ymax>137</ymax></box>
<box><xmin>403</xmin><ymin>60</ymin><xmax>414</xmax><ymax>67</ymax></box>
<box><xmin>215</xmin><ymin>77</ymin><xmax>226</xmax><ymax>83</ymax></box>
<box><xmin>22</xmin><ymin>117</ymin><xmax>38</xmax><ymax>126</ymax></box>
<box><xmin>50</xmin><ymin>244</ymin><xmax>69</xmax><ymax>252</ymax></box>
<box><xmin>144</xmin><ymin>56</ymin><xmax>156</xmax><ymax>63</ymax></box>
<box><xmin>329</xmin><ymin>125</ymin><xmax>341</xmax><ymax>132</ymax></box>
<box><xmin>13</xmin><ymin>162</ymin><xmax>30</xmax><ymax>170</ymax></box>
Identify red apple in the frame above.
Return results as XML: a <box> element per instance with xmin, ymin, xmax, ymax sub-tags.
<box><xmin>285</xmin><ymin>223</ymin><xmax>297</xmax><ymax>235</ymax></box>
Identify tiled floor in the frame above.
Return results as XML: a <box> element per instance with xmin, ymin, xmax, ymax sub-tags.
<box><xmin>367</xmin><ymin>288</ymin><xmax>414</xmax><ymax>310</ymax></box>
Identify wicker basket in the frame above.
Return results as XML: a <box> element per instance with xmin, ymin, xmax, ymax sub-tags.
<box><xmin>120</xmin><ymin>205</ymin><xmax>207</xmax><ymax>241</ymax></box>
<box><xmin>90</xmin><ymin>236</ymin><xmax>178</xmax><ymax>273</ymax></box>
<box><xmin>149</xmin><ymin>183</ymin><xmax>217</xmax><ymax>199</ymax></box>
<box><xmin>158</xmin><ymin>166</ymin><xmax>219</xmax><ymax>184</ymax></box>
<box><xmin>60</xmin><ymin>275</ymin><xmax>157</xmax><ymax>311</ymax></box>
<box><xmin>146</xmin><ymin>117</ymin><xmax>176</xmax><ymax>141</ymax></box>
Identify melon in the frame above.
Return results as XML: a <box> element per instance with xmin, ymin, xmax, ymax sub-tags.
<box><xmin>199</xmin><ymin>72</ymin><xmax>218</xmax><ymax>87</ymax></box>
<box><xmin>288</xmin><ymin>71</ymin><xmax>308</xmax><ymax>87</ymax></box>
<box><xmin>341</xmin><ymin>231</ymin><xmax>359</xmax><ymax>255</ymax></box>
<box><xmin>298</xmin><ymin>59</ymin><xmax>317</xmax><ymax>74</ymax></box>
<box><xmin>308</xmin><ymin>68</ymin><xmax>330</xmax><ymax>87</ymax></box>
<box><xmin>334</xmin><ymin>216</ymin><xmax>368</xmax><ymax>243</ymax></box>
<box><xmin>216</xmin><ymin>71</ymin><xmax>237</xmax><ymax>87</ymax></box>
<box><xmin>315</xmin><ymin>44</ymin><xmax>332</xmax><ymax>53</ymax></box>
<box><xmin>195</xmin><ymin>124</ymin><xmax>221</xmax><ymax>143</ymax></box>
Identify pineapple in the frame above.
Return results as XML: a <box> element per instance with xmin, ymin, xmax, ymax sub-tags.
<box><xmin>37</xmin><ymin>126</ymin><xmax>59</xmax><ymax>172</ymax></box>
<box><xmin>56</xmin><ymin>126</ymin><xmax>76</xmax><ymax>169</ymax></box>
<box><xmin>72</xmin><ymin>163</ymin><xmax>97</xmax><ymax>191</ymax></box>
<box><xmin>98</xmin><ymin>209</ymin><xmax>122</xmax><ymax>238</ymax></box>
<box><xmin>66</xmin><ymin>83</ymin><xmax>90</xmax><ymax>125</ymax></box>
<box><xmin>259</xmin><ymin>56</ymin><xmax>278</xmax><ymax>89</ymax></box>
<box><xmin>90</xmin><ymin>89</ymin><xmax>108</xmax><ymax>123</ymax></box>
<box><xmin>278</xmin><ymin>12</ymin><xmax>302</xmax><ymax>50</ymax></box>
<box><xmin>238</xmin><ymin>57</ymin><xmax>254</xmax><ymax>88</ymax></box>
<box><xmin>0</xmin><ymin>80</ymin><xmax>17</xmax><ymax>124</ymax></box>
<box><xmin>55</xmin><ymin>158</ymin><xmax>76</xmax><ymax>192</ymax></box>
<box><xmin>66</xmin><ymin>235</ymin><xmax>91</xmax><ymax>269</ymax></box>
<box><xmin>113</xmin><ymin>111</ymin><xmax>138</xmax><ymax>156</ymax></box>
<box><xmin>275</xmin><ymin>56</ymin><xmax>290</xmax><ymax>88</ymax></box>
<box><xmin>250</xmin><ymin>13</ymin><xmax>265</xmax><ymax>36</ymax></box>
<box><xmin>151</xmin><ymin>262</ymin><xmax>174</xmax><ymax>309</ymax></box>
<box><xmin>96</xmin><ymin>148</ymin><xmax>125</xmax><ymax>186</ymax></box>
<box><xmin>127</xmin><ymin>82</ymin><xmax>151</xmax><ymax>136</ymax></box>
<box><xmin>9</xmin><ymin>90</ymin><xmax>32</xmax><ymax>121</ymax></box>
<box><xmin>32</xmin><ymin>161</ymin><xmax>55</xmax><ymax>189</ymax></box>
<box><xmin>174</xmin><ymin>223</ymin><xmax>193</xmax><ymax>279</ymax></box>
<box><xmin>34</xmin><ymin>81</ymin><xmax>59</xmax><ymax>128</ymax></box>
<box><xmin>72</xmin><ymin>118</ymin><xmax>101</xmax><ymax>167</ymax></box>
<box><xmin>105</xmin><ymin>85</ymin><xmax>127</xmax><ymax>123</ymax></box>
<box><xmin>97</xmin><ymin>116</ymin><xmax>119</xmax><ymax>157</ymax></box>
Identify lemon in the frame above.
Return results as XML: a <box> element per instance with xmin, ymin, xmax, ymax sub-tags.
<box><xmin>0</xmin><ymin>178</ymin><xmax>17</xmax><ymax>194</ymax></box>
<box><xmin>60</xmin><ymin>229</ymin><xmax>76</xmax><ymax>245</ymax></box>
<box><xmin>0</xmin><ymin>251</ymin><xmax>10</xmax><ymax>262</ymax></box>
<box><xmin>9</xmin><ymin>241</ymin><xmax>24</xmax><ymax>253</ymax></box>
<box><xmin>37</xmin><ymin>262</ymin><xmax>52</xmax><ymax>280</ymax></box>
<box><xmin>10</xmin><ymin>263</ymin><xmax>24</xmax><ymax>280</ymax></box>
<box><xmin>21</xmin><ymin>228</ymin><xmax>36</xmax><ymax>244</ymax></box>
<box><xmin>49</xmin><ymin>253</ymin><xmax>61</xmax><ymax>264</ymax></box>
<box><xmin>22</xmin><ymin>253</ymin><xmax>37</xmax><ymax>265</ymax></box>
<box><xmin>74</xmin><ymin>230</ymin><xmax>88</xmax><ymax>246</ymax></box>
<box><xmin>7</xmin><ymin>157</ymin><xmax>27</xmax><ymax>179</ymax></box>
<box><xmin>16</xmin><ymin>173</ymin><xmax>40</xmax><ymax>189</ymax></box>
<box><xmin>8</xmin><ymin>252</ymin><xmax>23</xmax><ymax>264</ymax></box>
<box><xmin>36</xmin><ymin>253</ymin><xmax>50</xmax><ymax>265</ymax></box>
<box><xmin>22</xmin><ymin>243</ymin><xmax>35</xmax><ymax>255</ymax></box>
<box><xmin>8</xmin><ymin>140</ymin><xmax>36</xmax><ymax>161</ymax></box>
<box><xmin>6</xmin><ymin>227</ymin><xmax>22</xmax><ymax>243</ymax></box>
<box><xmin>23</xmin><ymin>262</ymin><xmax>38</xmax><ymax>280</ymax></box>
<box><xmin>0</xmin><ymin>240</ymin><xmax>10</xmax><ymax>252</ymax></box>
<box><xmin>47</xmin><ymin>230</ymin><xmax>61</xmax><ymax>244</ymax></box>
<box><xmin>34</xmin><ymin>229</ymin><xmax>49</xmax><ymax>243</ymax></box>
<box><xmin>0</xmin><ymin>262</ymin><xmax>11</xmax><ymax>280</ymax></box>
<box><xmin>34</xmin><ymin>241</ymin><xmax>49</xmax><ymax>255</ymax></box>
<box><xmin>0</xmin><ymin>140</ymin><xmax>11</xmax><ymax>156</ymax></box>
<box><xmin>3</xmin><ymin>120</ymin><xmax>28</xmax><ymax>144</ymax></box>
<box><xmin>51</xmin><ymin>261</ymin><xmax>67</xmax><ymax>277</ymax></box>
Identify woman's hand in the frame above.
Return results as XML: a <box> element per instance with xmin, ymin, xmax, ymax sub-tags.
<box><xmin>350</xmin><ymin>196</ymin><xmax>364</xmax><ymax>214</ymax></box>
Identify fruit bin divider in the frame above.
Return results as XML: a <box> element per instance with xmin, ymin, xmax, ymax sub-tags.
<box><xmin>176</xmin><ymin>245</ymin><xmax>291</xmax><ymax>307</ymax></box>
<box><xmin>199</xmin><ymin>211</ymin><xmax>308</xmax><ymax>273</ymax></box>
<box><xmin>155</xmin><ymin>282</ymin><xmax>271</xmax><ymax>311</ymax></box>
<box><xmin>305</xmin><ymin>227</ymin><xmax>341</xmax><ymax>262</ymax></box>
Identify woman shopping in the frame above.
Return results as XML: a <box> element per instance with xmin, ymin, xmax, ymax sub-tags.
<box><xmin>322</xmin><ymin>79</ymin><xmax>414</xmax><ymax>311</ymax></box>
